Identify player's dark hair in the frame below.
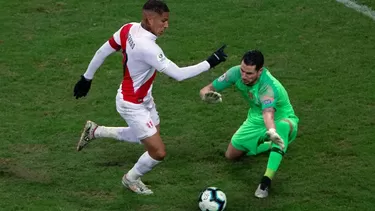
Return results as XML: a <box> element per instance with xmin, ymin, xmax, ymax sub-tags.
<box><xmin>242</xmin><ymin>50</ymin><xmax>264</xmax><ymax>71</ymax></box>
<box><xmin>142</xmin><ymin>0</ymin><xmax>169</xmax><ymax>15</ymax></box>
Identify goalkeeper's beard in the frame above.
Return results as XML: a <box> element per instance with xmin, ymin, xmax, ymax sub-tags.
<box><xmin>242</xmin><ymin>78</ymin><xmax>258</xmax><ymax>86</ymax></box>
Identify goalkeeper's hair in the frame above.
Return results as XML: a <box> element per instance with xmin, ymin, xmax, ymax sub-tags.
<box><xmin>242</xmin><ymin>50</ymin><xmax>264</xmax><ymax>71</ymax></box>
<box><xmin>143</xmin><ymin>0</ymin><xmax>169</xmax><ymax>15</ymax></box>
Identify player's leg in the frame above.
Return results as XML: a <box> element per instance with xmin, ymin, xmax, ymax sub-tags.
<box><xmin>255</xmin><ymin>118</ymin><xmax>298</xmax><ymax>198</ymax></box>
<box><xmin>256</xmin><ymin>142</ymin><xmax>272</xmax><ymax>154</ymax></box>
<box><xmin>225</xmin><ymin>121</ymin><xmax>250</xmax><ymax>160</ymax></box>
<box><xmin>76</xmin><ymin>97</ymin><xmax>144</xmax><ymax>151</ymax></box>
<box><xmin>123</xmin><ymin>133</ymin><xmax>165</xmax><ymax>195</ymax></box>
<box><xmin>255</xmin><ymin>133</ymin><xmax>272</xmax><ymax>155</ymax></box>
<box><xmin>122</xmin><ymin>101</ymin><xmax>164</xmax><ymax>195</ymax></box>
<box><xmin>225</xmin><ymin>121</ymin><xmax>268</xmax><ymax>160</ymax></box>
<box><xmin>77</xmin><ymin>123</ymin><xmax>141</xmax><ymax>149</ymax></box>
<box><xmin>77</xmin><ymin>121</ymin><xmax>142</xmax><ymax>151</ymax></box>
<box><xmin>225</xmin><ymin>142</ymin><xmax>246</xmax><ymax>160</ymax></box>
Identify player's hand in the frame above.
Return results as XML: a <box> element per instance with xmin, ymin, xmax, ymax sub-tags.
<box><xmin>206</xmin><ymin>44</ymin><xmax>228</xmax><ymax>68</ymax></box>
<box><xmin>202</xmin><ymin>91</ymin><xmax>222</xmax><ymax>104</ymax></box>
<box><xmin>73</xmin><ymin>75</ymin><xmax>92</xmax><ymax>99</ymax></box>
<box><xmin>266</xmin><ymin>128</ymin><xmax>285</xmax><ymax>150</ymax></box>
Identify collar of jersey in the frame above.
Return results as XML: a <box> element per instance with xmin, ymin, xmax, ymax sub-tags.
<box><xmin>139</xmin><ymin>22</ymin><xmax>157</xmax><ymax>41</ymax></box>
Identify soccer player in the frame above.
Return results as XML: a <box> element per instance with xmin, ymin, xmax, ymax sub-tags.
<box><xmin>199</xmin><ymin>50</ymin><xmax>299</xmax><ymax>198</ymax></box>
<box><xmin>73</xmin><ymin>0</ymin><xmax>227</xmax><ymax>195</ymax></box>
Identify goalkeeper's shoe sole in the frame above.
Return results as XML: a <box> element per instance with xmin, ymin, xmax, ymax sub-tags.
<box><xmin>76</xmin><ymin>120</ymin><xmax>98</xmax><ymax>151</ymax></box>
<box><xmin>122</xmin><ymin>174</ymin><xmax>153</xmax><ymax>195</ymax></box>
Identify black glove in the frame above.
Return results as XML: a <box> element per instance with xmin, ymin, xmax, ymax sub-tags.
<box><xmin>206</xmin><ymin>44</ymin><xmax>228</xmax><ymax>68</ymax></box>
<box><xmin>73</xmin><ymin>75</ymin><xmax>92</xmax><ymax>99</ymax></box>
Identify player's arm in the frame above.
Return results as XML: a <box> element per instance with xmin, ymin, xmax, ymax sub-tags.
<box><xmin>200</xmin><ymin>83</ymin><xmax>216</xmax><ymax>99</ymax></box>
<box><xmin>260</xmin><ymin>85</ymin><xmax>285</xmax><ymax>149</ymax></box>
<box><xmin>263</xmin><ymin>108</ymin><xmax>276</xmax><ymax>130</ymax></box>
<box><xmin>263</xmin><ymin>107</ymin><xmax>284</xmax><ymax>149</ymax></box>
<box><xmin>144</xmin><ymin>45</ymin><xmax>227</xmax><ymax>82</ymax></box>
<box><xmin>200</xmin><ymin>66</ymin><xmax>239</xmax><ymax>104</ymax></box>
<box><xmin>73</xmin><ymin>27</ymin><xmax>122</xmax><ymax>99</ymax></box>
<box><xmin>200</xmin><ymin>83</ymin><xmax>222</xmax><ymax>104</ymax></box>
<box><xmin>82</xmin><ymin>41</ymin><xmax>117</xmax><ymax>80</ymax></box>
<box><xmin>82</xmin><ymin>28</ymin><xmax>123</xmax><ymax>80</ymax></box>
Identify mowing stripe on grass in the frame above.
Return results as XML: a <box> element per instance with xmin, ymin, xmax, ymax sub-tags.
<box><xmin>336</xmin><ymin>0</ymin><xmax>375</xmax><ymax>21</ymax></box>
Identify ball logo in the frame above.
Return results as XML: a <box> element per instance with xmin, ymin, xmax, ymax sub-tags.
<box><xmin>202</xmin><ymin>192</ymin><xmax>209</xmax><ymax>200</ymax></box>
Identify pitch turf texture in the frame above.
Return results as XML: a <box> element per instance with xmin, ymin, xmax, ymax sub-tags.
<box><xmin>1</xmin><ymin>0</ymin><xmax>374</xmax><ymax>210</ymax></box>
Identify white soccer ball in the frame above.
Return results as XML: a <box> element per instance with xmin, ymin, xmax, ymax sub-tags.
<box><xmin>198</xmin><ymin>187</ymin><xmax>227</xmax><ymax>211</ymax></box>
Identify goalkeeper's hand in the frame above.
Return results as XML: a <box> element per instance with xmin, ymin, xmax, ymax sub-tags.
<box><xmin>266</xmin><ymin>128</ymin><xmax>285</xmax><ymax>150</ymax></box>
<box><xmin>202</xmin><ymin>91</ymin><xmax>222</xmax><ymax>104</ymax></box>
<box><xmin>73</xmin><ymin>75</ymin><xmax>92</xmax><ymax>99</ymax></box>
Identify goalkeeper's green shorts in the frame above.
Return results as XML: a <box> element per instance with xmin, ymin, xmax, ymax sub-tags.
<box><xmin>231</xmin><ymin>117</ymin><xmax>298</xmax><ymax>156</ymax></box>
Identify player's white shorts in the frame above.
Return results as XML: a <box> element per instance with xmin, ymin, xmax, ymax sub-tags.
<box><xmin>116</xmin><ymin>92</ymin><xmax>160</xmax><ymax>140</ymax></box>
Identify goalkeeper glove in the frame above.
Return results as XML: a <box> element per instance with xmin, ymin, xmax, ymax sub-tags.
<box><xmin>202</xmin><ymin>91</ymin><xmax>222</xmax><ymax>104</ymax></box>
<box><xmin>206</xmin><ymin>44</ymin><xmax>228</xmax><ymax>68</ymax></box>
<box><xmin>266</xmin><ymin>128</ymin><xmax>285</xmax><ymax>150</ymax></box>
<box><xmin>73</xmin><ymin>75</ymin><xmax>92</xmax><ymax>99</ymax></box>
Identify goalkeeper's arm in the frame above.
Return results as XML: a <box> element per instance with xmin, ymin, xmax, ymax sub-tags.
<box><xmin>200</xmin><ymin>83</ymin><xmax>222</xmax><ymax>104</ymax></box>
<box><xmin>263</xmin><ymin>107</ymin><xmax>285</xmax><ymax>149</ymax></box>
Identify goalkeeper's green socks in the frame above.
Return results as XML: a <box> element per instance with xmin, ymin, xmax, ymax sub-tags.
<box><xmin>264</xmin><ymin>119</ymin><xmax>287</xmax><ymax>178</ymax></box>
<box><xmin>264</xmin><ymin>149</ymin><xmax>283</xmax><ymax>179</ymax></box>
<box><xmin>258</xmin><ymin>150</ymin><xmax>283</xmax><ymax>194</ymax></box>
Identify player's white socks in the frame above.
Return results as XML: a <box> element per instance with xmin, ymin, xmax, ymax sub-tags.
<box><xmin>94</xmin><ymin>126</ymin><xmax>139</xmax><ymax>143</ymax></box>
<box><xmin>126</xmin><ymin>151</ymin><xmax>161</xmax><ymax>181</ymax></box>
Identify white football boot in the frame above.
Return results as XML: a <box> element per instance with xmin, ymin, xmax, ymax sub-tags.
<box><xmin>76</xmin><ymin>120</ymin><xmax>98</xmax><ymax>151</ymax></box>
<box><xmin>254</xmin><ymin>184</ymin><xmax>269</xmax><ymax>198</ymax></box>
<box><xmin>122</xmin><ymin>174</ymin><xmax>153</xmax><ymax>195</ymax></box>
<box><xmin>255</xmin><ymin>176</ymin><xmax>271</xmax><ymax>198</ymax></box>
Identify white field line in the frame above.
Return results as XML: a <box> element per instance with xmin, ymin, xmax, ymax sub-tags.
<box><xmin>336</xmin><ymin>0</ymin><xmax>375</xmax><ymax>21</ymax></box>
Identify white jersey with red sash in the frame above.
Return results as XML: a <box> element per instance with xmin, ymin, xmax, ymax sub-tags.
<box><xmin>109</xmin><ymin>22</ymin><xmax>170</xmax><ymax>104</ymax></box>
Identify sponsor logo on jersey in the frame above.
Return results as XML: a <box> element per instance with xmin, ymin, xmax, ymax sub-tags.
<box><xmin>263</xmin><ymin>99</ymin><xmax>273</xmax><ymax>105</ymax></box>
<box><xmin>262</xmin><ymin>96</ymin><xmax>274</xmax><ymax>105</ymax></box>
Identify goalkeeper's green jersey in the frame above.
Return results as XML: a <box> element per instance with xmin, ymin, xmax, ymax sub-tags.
<box><xmin>212</xmin><ymin>65</ymin><xmax>298</xmax><ymax>125</ymax></box>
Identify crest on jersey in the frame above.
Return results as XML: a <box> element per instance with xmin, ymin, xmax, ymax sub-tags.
<box><xmin>248</xmin><ymin>91</ymin><xmax>254</xmax><ymax>99</ymax></box>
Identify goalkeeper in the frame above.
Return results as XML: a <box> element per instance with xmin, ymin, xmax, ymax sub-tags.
<box><xmin>200</xmin><ymin>50</ymin><xmax>299</xmax><ymax>199</ymax></box>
